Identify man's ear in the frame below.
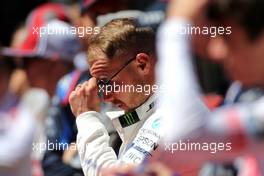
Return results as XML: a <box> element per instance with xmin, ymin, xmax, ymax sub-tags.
<box><xmin>135</xmin><ymin>53</ymin><xmax>151</xmax><ymax>75</ymax></box>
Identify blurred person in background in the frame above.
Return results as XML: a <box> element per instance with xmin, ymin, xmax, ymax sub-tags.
<box><xmin>162</xmin><ymin>0</ymin><xmax>264</xmax><ymax>174</ymax></box>
<box><xmin>143</xmin><ymin>0</ymin><xmax>264</xmax><ymax>175</ymax></box>
<box><xmin>79</xmin><ymin>0</ymin><xmax>167</xmax><ymax>43</ymax></box>
<box><xmin>0</xmin><ymin>56</ymin><xmax>35</xmax><ymax>176</ymax></box>
<box><xmin>79</xmin><ymin>0</ymin><xmax>127</xmax><ymax>48</ymax></box>
<box><xmin>8</xmin><ymin>25</ymin><xmax>30</xmax><ymax>98</ymax></box>
<box><xmin>157</xmin><ymin>0</ymin><xmax>264</xmax><ymax>145</ymax></box>
<box><xmin>200</xmin><ymin>0</ymin><xmax>264</xmax><ymax>175</ymax></box>
<box><xmin>2</xmin><ymin>3</ymin><xmax>77</xmax><ymax>97</ymax></box>
<box><xmin>1</xmin><ymin>3</ymin><xmax>84</xmax><ymax>176</ymax></box>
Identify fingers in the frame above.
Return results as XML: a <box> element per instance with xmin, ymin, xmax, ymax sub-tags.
<box><xmin>83</xmin><ymin>77</ymin><xmax>98</xmax><ymax>96</ymax></box>
<box><xmin>90</xmin><ymin>59</ymin><xmax>109</xmax><ymax>77</ymax></box>
<box><xmin>69</xmin><ymin>77</ymin><xmax>100</xmax><ymax>117</ymax></box>
<box><xmin>69</xmin><ymin>84</ymin><xmax>85</xmax><ymax>117</ymax></box>
<box><xmin>69</xmin><ymin>90</ymin><xmax>79</xmax><ymax>117</ymax></box>
<box><xmin>75</xmin><ymin>84</ymin><xmax>82</xmax><ymax>91</ymax></box>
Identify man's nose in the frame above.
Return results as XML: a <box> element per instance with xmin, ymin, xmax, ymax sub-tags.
<box><xmin>102</xmin><ymin>91</ymin><xmax>114</xmax><ymax>103</ymax></box>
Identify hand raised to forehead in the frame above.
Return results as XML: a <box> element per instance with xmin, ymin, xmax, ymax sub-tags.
<box><xmin>69</xmin><ymin>77</ymin><xmax>100</xmax><ymax>117</ymax></box>
<box><xmin>90</xmin><ymin>59</ymin><xmax>110</xmax><ymax>78</ymax></box>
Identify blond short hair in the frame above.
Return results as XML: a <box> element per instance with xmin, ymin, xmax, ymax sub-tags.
<box><xmin>87</xmin><ymin>18</ymin><xmax>155</xmax><ymax>65</ymax></box>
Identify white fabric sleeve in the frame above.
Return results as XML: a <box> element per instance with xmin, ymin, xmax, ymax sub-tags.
<box><xmin>0</xmin><ymin>105</ymin><xmax>35</xmax><ymax>168</ymax></box>
<box><xmin>157</xmin><ymin>19</ymin><xmax>210</xmax><ymax>142</ymax></box>
<box><xmin>157</xmin><ymin>18</ymin><xmax>264</xmax><ymax>160</ymax></box>
<box><xmin>76</xmin><ymin>111</ymin><xmax>117</xmax><ymax>176</ymax></box>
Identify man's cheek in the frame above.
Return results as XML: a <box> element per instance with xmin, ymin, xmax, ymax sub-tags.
<box><xmin>115</xmin><ymin>92</ymin><xmax>128</xmax><ymax>104</ymax></box>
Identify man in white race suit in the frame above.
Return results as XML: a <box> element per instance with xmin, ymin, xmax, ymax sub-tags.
<box><xmin>69</xmin><ymin>18</ymin><xmax>162</xmax><ymax>176</ymax></box>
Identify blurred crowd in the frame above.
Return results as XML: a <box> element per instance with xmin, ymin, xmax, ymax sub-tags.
<box><xmin>0</xmin><ymin>0</ymin><xmax>263</xmax><ymax>176</ymax></box>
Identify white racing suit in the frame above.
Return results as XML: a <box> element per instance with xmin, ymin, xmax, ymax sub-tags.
<box><xmin>76</xmin><ymin>94</ymin><xmax>162</xmax><ymax>176</ymax></box>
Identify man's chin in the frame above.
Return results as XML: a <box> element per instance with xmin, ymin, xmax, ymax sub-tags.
<box><xmin>115</xmin><ymin>103</ymin><xmax>132</xmax><ymax>112</ymax></box>
<box><xmin>117</xmin><ymin>104</ymin><xmax>127</xmax><ymax>111</ymax></box>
